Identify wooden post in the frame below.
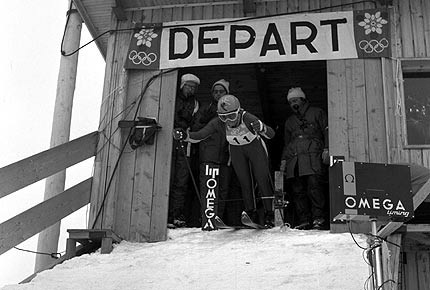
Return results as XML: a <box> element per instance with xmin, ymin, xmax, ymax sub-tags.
<box><xmin>34</xmin><ymin>0</ymin><xmax>82</xmax><ymax>272</ymax></box>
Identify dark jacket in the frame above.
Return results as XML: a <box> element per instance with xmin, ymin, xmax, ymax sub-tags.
<box><xmin>281</xmin><ymin>102</ymin><xmax>328</xmax><ymax>179</ymax></box>
<box><xmin>188</xmin><ymin>110</ymin><xmax>275</xmax><ymax>143</ymax></box>
<box><xmin>174</xmin><ymin>92</ymin><xmax>199</xmax><ymax>130</ymax></box>
<box><xmin>191</xmin><ymin>101</ymin><xmax>229</xmax><ymax>164</ymax></box>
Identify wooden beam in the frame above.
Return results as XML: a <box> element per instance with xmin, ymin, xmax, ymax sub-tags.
<box><xmin>149</xmin><ymin>70</ymin><xmax>177</xmax><ymax>242</ymax></box>
<box><xmin>0</xmin><ymin>131</ymin><xmax>98</xmax><ymax>200</ymax></box>
<box><xmin>412</xmin><ymin>178</ymin><xmax>430</xmax><ymax>208</ymax></box>
<box><xmin>274</xmin><ymin>171</ymin><xmax>284</xmax><ymax>227</ymax></box>
<box><xmin>378</xmin><ymin>178</ymin><xmax>430</xmax><ymax>238</ymax></box>
<box><xmin>405</xmin><ymin>224</ymin><xmax>430</xmax><ymax>232</ymax></box>
<box><xmin>380</xmin><ymin>234</ymin><xmax>402</xmax><ymax>290</ymax></box>
<box><xmin>243</xmin><ymin>0</ymin><xmax>256</xmax><ymax>14</ymax></box>
<box><xmin>73</xmin><ymin>0</ymin><xmax>106</xmax><ymax>58</ymax></box>
<box><xmin>0</xmin><ymin>178</ymin><xmax>92</xmax><ymax>256</ymax></box>
<box><xmin>378</xmin><ymin>221</ymin><xmax>404</xmax><ymax>238</ymax></box>
<box><xmin>113</xmin><ymin>0</ymin><xmax>127</xmax><ymax>21</ymax></box>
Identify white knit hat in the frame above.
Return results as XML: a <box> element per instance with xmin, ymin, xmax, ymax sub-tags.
<box><xmin>287</xmin><ymin>87</ymin><xmax>306</xmax><ymax>101</ymax></box>
<box><xmin>180</xmin><ymin>74</ymin><xmax>200</xmax><ymax>89</ymax></box>
<box><xmin>211</xmin><ymin>79</ymin><xmax>230</xmax><ymax>94</ymax></box>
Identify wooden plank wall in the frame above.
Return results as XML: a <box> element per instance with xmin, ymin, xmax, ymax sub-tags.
<box><xmin>327</xmin><ymin>0</ymin><xmax>388</xmax><ymax>165</ymax></box>
<box><xmin>385</xmin><ymin>0</ymin><xmax>430</xmax><ymax>166</ymax></box>
<box><xmin>391</xmin><ymin>1</ymin><xmax>430</xmax><ymax>289</ymax></box>
<box><xmin>89</xmin><ymin>1</ymin><xmax>248</xmax><ymax>241</ymax></box>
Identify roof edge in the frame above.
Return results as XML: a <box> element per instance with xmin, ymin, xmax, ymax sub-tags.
<box><xmin>74</xmin><ymin>0</ymin><xmax>107</xmax><ymax>60</ymax></box>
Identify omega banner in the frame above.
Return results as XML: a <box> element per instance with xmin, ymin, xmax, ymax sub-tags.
<box><xmin>125</xmin><ymin>9</ymin><xmax>390</xmax><ymax>70</ymax></box>
<box><xmin>201</xmin><ymin>163</ymin><xmax>220</xmax><ymax>231</ymax></box>
<box><xmin>330</xmin><ymin>162</ymin><xmax>414</xmax><ymax>222</ymax></box>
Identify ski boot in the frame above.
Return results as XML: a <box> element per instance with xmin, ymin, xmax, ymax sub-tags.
<box><xmin>264</xmin><ymin>210</ymin><xmax>275</xmax><ymax>228</ymax></box>
<box><xmin>312</xmin><ymin>218</ymin><xmax>326</xmax><ymax>230</ymax></box>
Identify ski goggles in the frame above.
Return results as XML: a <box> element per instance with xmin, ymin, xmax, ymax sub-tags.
<box><xmin>218</xmin><ymin>109</ymin><xmax>240</xmax><ymax>122</ymax></box>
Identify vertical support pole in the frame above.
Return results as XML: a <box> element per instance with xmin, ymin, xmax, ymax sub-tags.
<box><xmin>371</xmin><ymin>218</ymin><xmax>384</xmax><ymax>289</ymax></box>
<box><xmin>65</xmin><ymin>238</ymin><xmax>77</xmax><ymax>260</ymax></box>
<box><xmin>274</xmin><ymin>171</ymin><xmax>285</xmax><ymax>227</ymax></box>
<box><xmin>35</xmin><ymin>0</ymin><xmax>82</xmax><ymax>272</ymax></box>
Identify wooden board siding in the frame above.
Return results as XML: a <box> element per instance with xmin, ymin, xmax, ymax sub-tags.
<box><xmin>325</xmin><ymin>0</ymin><xmax>430</xmax><ymax>168</ymax></box>
<box><xmin>327</xmin><ymin>0</ymin><xmax>385</xmax><ymax>166</ymax></box>
<box><xmin>89</xmin><ymin>12</ymin><xmax>124</xmax><ymax>230</ymax></box>
<box><xmin>391</xmin><ymin>0</ymin><xmax>430</xmax><ymax>165</ymax></box>
<box><xmin>90</xmin><ymin>1</ymin><xmax>253</xmax><ymax>241</ymax></box>
<box><xmin>401</xmin><ymin>249</ymin><xmax>430</xmax><ymax>290</ymax></box>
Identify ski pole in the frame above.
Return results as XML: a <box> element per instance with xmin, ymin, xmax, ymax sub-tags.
<box><xmin>178</xmin><ymin>140</ymin><xmax>203</xmax><ymax>206</ymax></box>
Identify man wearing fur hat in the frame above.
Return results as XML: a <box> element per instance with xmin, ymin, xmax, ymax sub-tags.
<box><xmin>192</xmin><ymin>79</ymin><xmax>233</xmax><ymax>224</ymax></box>
<box><xmin>280</xmin><ymin>87</ymin><xmax>329</xmax><ymax>230</ymax></box>
<box><xmin>168</xmin><ymin>73</ymin><xmax>200</xmax><ymax>228</ymax></box>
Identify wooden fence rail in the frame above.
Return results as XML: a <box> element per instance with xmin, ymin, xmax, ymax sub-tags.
<box><xmin>0</xmin><ymin>131</ymin><xmax>99</xmax><ymax>256</ymax></box>
<box><xmin>0</xmin><ymin>178</ymin><xmax>92</xmax><ymax>255</ymax></box>
<box><xmin>0</xmin><ymin>131</ymin><xmax>98</xmax><ymax>199</ymax></box>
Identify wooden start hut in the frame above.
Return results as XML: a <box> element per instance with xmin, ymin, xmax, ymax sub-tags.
<box><xmin>1</xmin><ymin>0</ymin><xmax>430</xmax><ymax>289</ymax></box>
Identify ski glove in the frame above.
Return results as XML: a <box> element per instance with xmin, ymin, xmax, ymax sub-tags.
<box><xmin>321</xmin><ymin>148</ymin><xmax>329</xmax><ymax>165</ymax></box>
<box><xmin>173</xmin><ymin>128</ymin><xmax>187</xmax><ymax>141</ymax></box>
<box><xmin>280</xmin><ymin>160</ymin><xmax>287</xmax><ymax>172</ymax></box>
<box><xmin>251</xmin><ymin>120</ymin><xmax>265</xmax><ymax>134</ymax></box>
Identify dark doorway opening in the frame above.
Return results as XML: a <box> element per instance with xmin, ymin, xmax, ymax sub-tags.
<box><xmin>183</xmin><ymin>61</ymin><xmax>327</xmax><ymax>169</ymax></box>
<box><xmin>178</xmin><ymin>60</ymin><xmax>328</xmax><ymax>227</ymax></box>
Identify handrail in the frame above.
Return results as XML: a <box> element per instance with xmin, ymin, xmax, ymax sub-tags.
<box><xmin>0</xmin><ymin>131</ymin><xmax>99</xmax><ymax>199</ymax></box>
<box><xmin>0</xmin><ymin>131</ymin><xmax>99</xmax><ymax>256</ymax></box>
<box><xmin>0</xmin><ymin>178</ymin><xmax>93</xmax><ymax>255</ymax></box>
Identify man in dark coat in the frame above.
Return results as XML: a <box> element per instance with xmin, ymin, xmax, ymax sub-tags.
<box><xmin>168</xmin><ymin>73</ymin><xmax>200</xmax><ymax>228</ymax></box>
<box><xmin>280</xmin><ymin>87</ymin><xmax>329</xmax><ymax>230</ymax></box>
<box><xmin>192</xmin><ymin>79</ymin><xmax>231</xmax><ymax>222</ymax></box>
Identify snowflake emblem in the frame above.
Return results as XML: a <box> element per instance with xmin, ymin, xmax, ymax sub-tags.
<box><xmin>134</xmin><ymin>28</ymin><xmax>158</xmax><ymax>48</ymax></box>
<box><xmin>358</xmin><ymin>11</ymin><xmax>388</xmax><ymax>35</ymax></box>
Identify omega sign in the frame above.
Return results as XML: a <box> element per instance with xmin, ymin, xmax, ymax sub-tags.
<box><xmin>202</xmin><ymin>164</ymin><xmax>220</xmax><ymax>230</ymax></box>
<box><xmin>125</xmin><ymin>9</ymin><xmax>391</xmax><ymax>70</ymax></box>
<box><xmin>330</xmin><ymin>162</ymin><xmax>414</xmax><ymax>222</ymax></box>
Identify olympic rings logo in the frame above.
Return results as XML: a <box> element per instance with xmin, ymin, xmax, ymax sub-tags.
<box><xmin>358</xmin><ymin>38</ymin><xmax>389</xmax><ymax>54</ymax></box>
<box><xmin>128</xmin><ymin>50</ymin><xmax>157</xmax><ymax>66</ymax></box>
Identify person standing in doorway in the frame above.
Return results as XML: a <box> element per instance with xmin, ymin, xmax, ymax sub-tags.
<box><xmin>280</xmin><ymin>87</ymin><xmax>329</xmax><ymax>230</ymax></box>
<box><xmin>192</xmin><ymin>79</ymin><xmax>232</xmax><ymax>223</ymax></box>
<box><xmin>168</xmin><ymin>73</ymin><xmax>200</xmax><ymax>228</ymax></box>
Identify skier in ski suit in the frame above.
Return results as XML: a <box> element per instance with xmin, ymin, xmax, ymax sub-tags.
<box><xmin>168</xmin><ymin>73</ymin><xmax>200</xmax><ymax>228</ymax></box>
<box><xmin>191</xmin><ymin>79</ymin><xmax>232</xmax><ymax>221</ymax></box>
<box><xmin>280</xmin><ymin>87</ymin><xmax>329</xmax><ymax>230</ymax></box>
<box><xmin>174</xmin><ymin>94</ymin><xmax>276</xmax><ymax>228</ymax></box>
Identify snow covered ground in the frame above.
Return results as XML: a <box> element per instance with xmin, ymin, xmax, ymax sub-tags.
<box><xmin>1</xmin><ymin>227</ymin><xmax>370</xmax><ymax>290</ymax></box>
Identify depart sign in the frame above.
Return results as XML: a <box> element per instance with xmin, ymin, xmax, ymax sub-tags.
<box><xmin>125</xmin><ymin>9</ymin><xmax>391</xmax><ymax>70</ymax></box>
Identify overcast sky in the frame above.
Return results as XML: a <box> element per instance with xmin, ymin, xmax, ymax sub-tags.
<box><xmin>0</xmin><ymin>0</ymin><xmax>105</xmax><ymax>286</ymax></box>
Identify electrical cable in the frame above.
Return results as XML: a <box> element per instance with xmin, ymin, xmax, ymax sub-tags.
<box><xmin>366</xmin><ymin>232</ymin><xmax>401</xmax><ymax>248</ymax></box>
<box><xmin>348</xmin><ymin>220</ymin><xmax>401</xmax><ymax>290</ymax></box>
<box><xmin>13</xmin><ymin>246</ymin><xmax>62</xmax><ymax>259</ymax></box>
<box><xmin>363</xmin><ymin>271</ymin><xmax>375</xmax><ymax>290</ymax></box>
<box><xmin>347</xmin><ymin>220</ymin><xmax>368</xmax><ymax>250</ymax></box>
<box><xmin>91</xmin><ymin>68</ymin><xmax>177</xmax><ymax>229</ymax></box>
<box><xmin>60</xmin><ymin>0</ymin><xmax>378</xmax><ymax>57</ymax></box>
<box><xmin>60</xmin><ymin>0</ymin><xmax>74</xmax><ymax>56</ymax></box>
<box><xmin>377</xmin><ymin>279</ymin><xmax>396</xmax><ymax>289</ymax></box>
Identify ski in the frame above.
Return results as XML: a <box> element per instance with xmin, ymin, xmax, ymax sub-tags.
<box><xmin>213</xmin><ymin>216</ymin><xmax>253</xmax><ymax>230</ymax></box>
<box><xmin>213</xmin><ymin>216</ymin><xmax>237</xmax><ymax>229</ymax></box>
<box><xmin>241</xmin><ymin>211</ymin><xmax>266</xmax><ymax>229</ymax></box>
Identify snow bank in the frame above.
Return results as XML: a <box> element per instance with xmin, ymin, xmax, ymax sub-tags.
<box><xmin>1</xmin><ymin>228</ymin><xmax>369</xmax><ymax>290</ymax></box>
